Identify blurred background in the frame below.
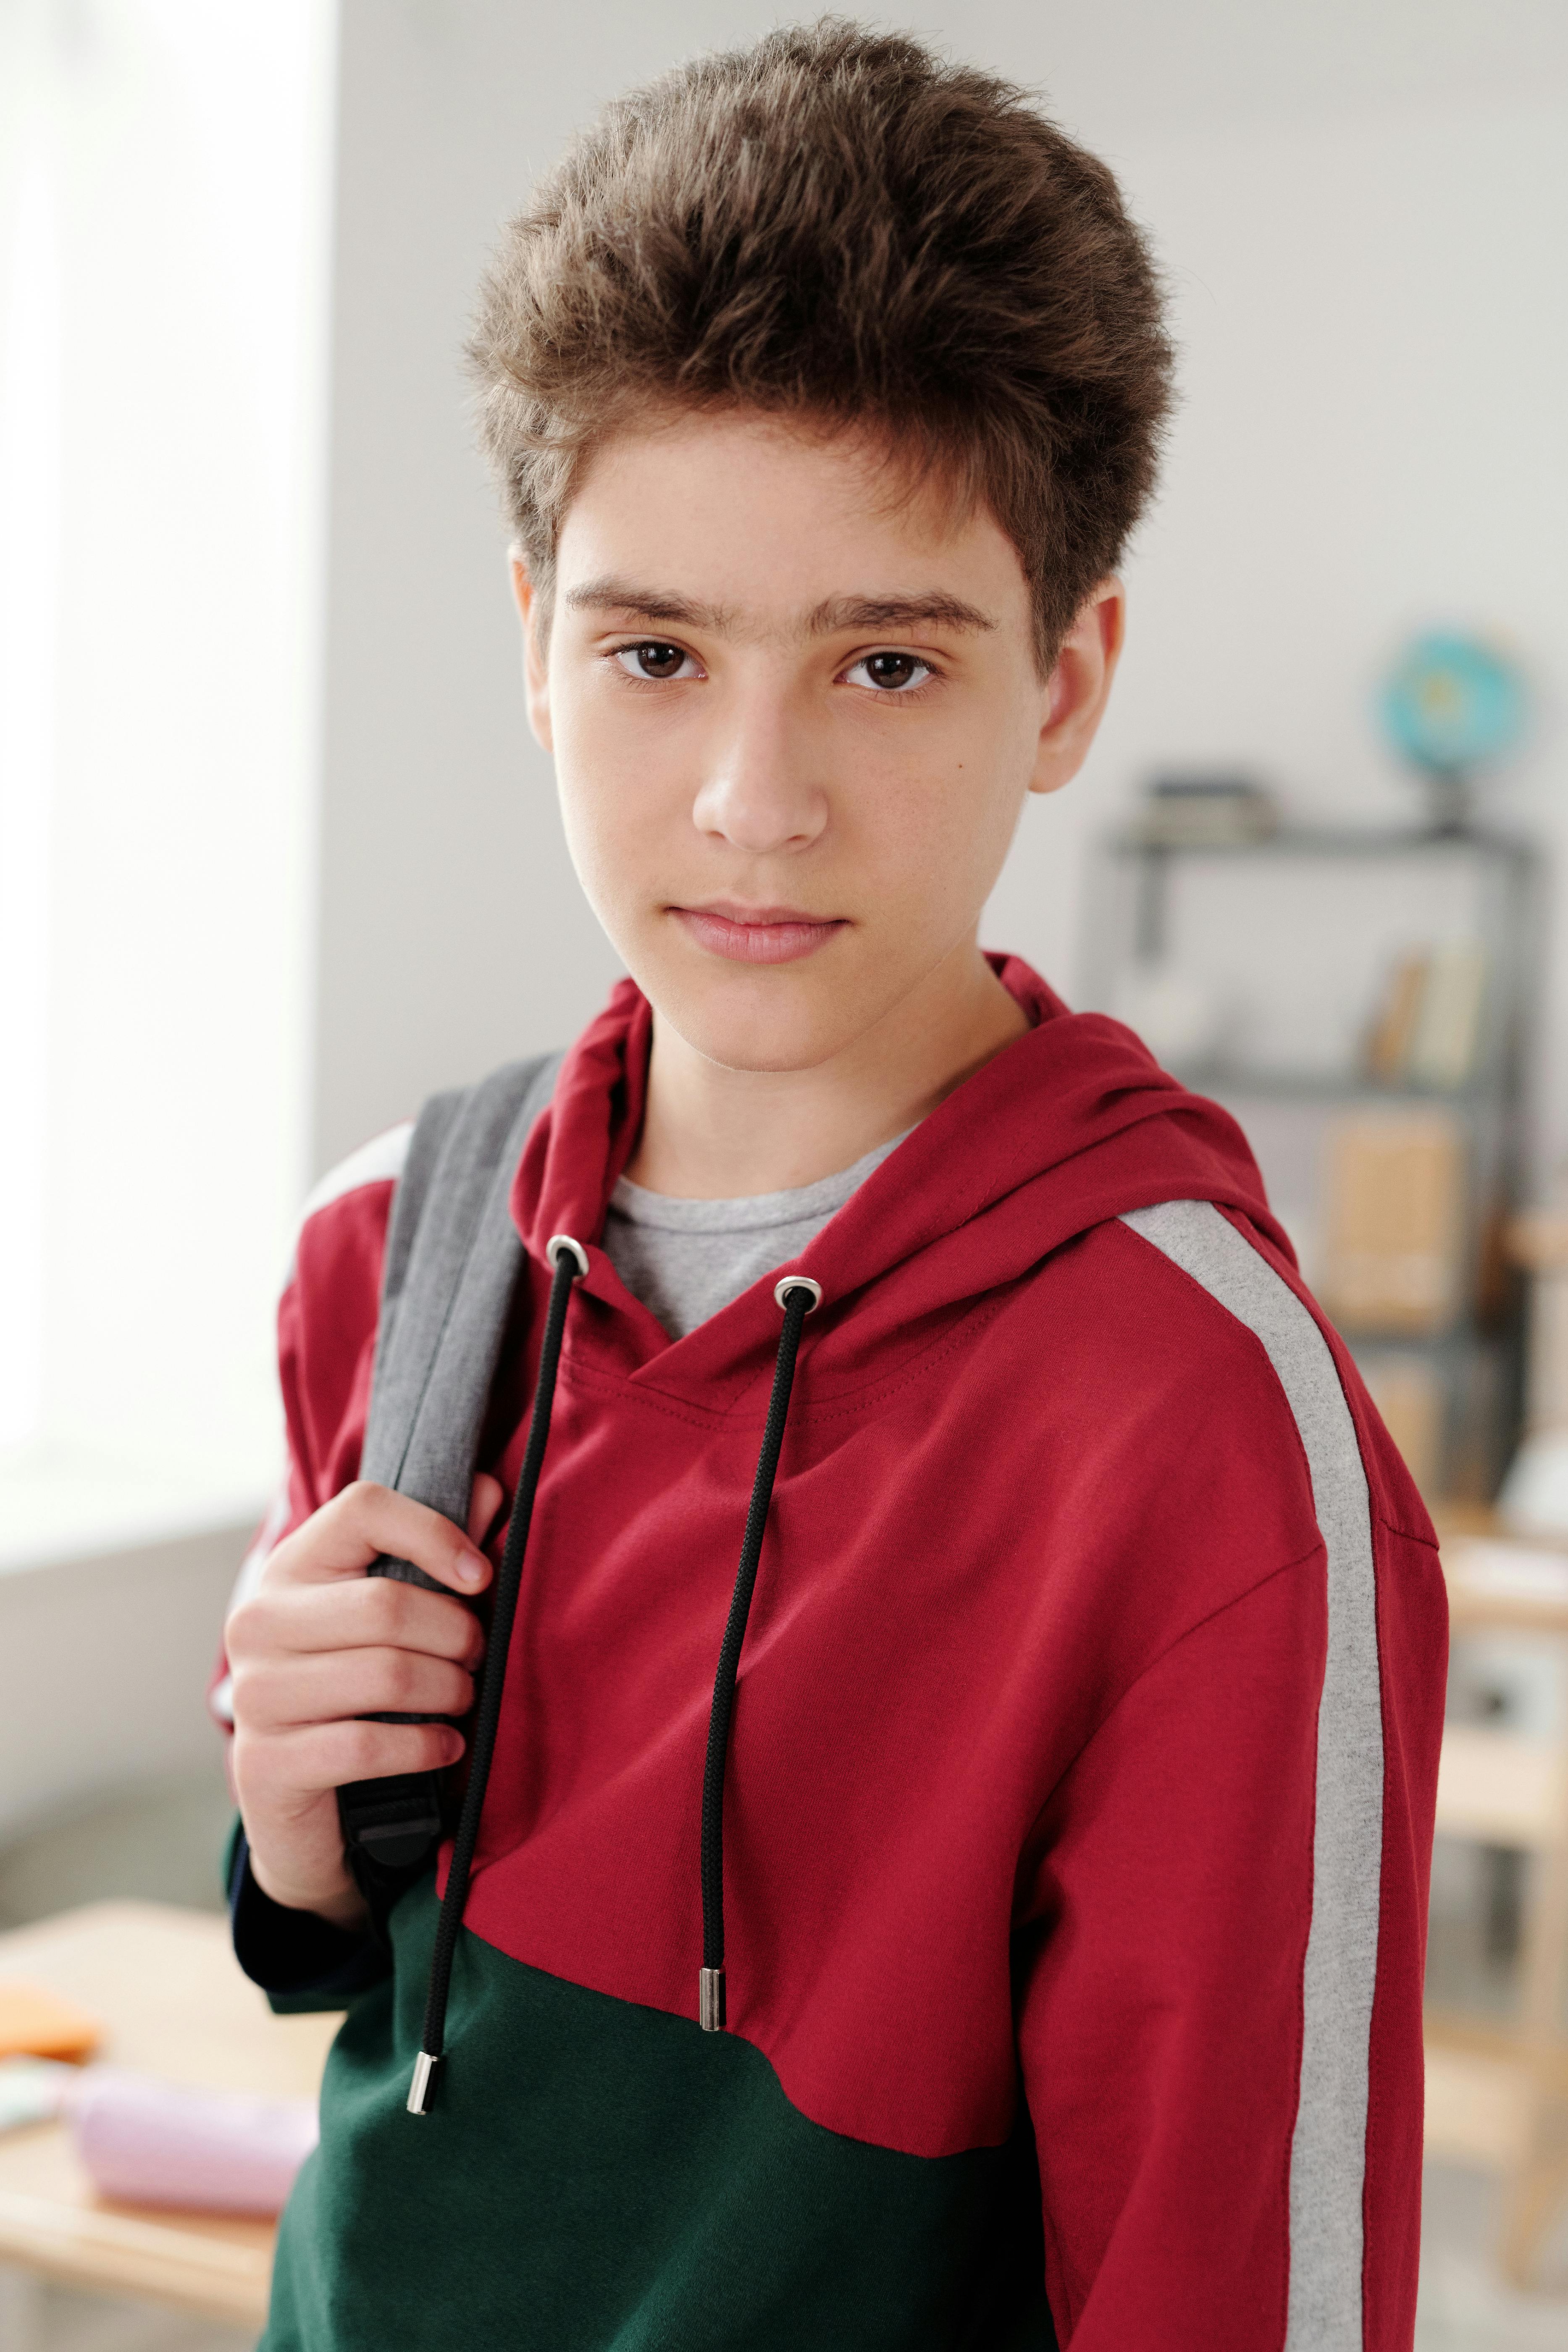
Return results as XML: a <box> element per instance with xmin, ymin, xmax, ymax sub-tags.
<box><xmin>1</xmin><ymin>1</ymin><xmax>1566</xmax><ymax>2344</ymax></box>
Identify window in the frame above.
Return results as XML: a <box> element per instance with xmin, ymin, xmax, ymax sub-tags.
<box><xmin>0</xmin><ymin>0</ymin><xmax>334</xmax><ymax>1566</ymax></box>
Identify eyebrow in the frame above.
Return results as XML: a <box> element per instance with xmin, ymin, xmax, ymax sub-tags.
<box><xmin>802</xmin><ymin>592</ymin><xmax>997</xmax><ymax>637</ymax></box>
<box><xmin>563</xmin><ymin>575</ymin><xmax>997</xmax><ymax>640</ymax></box>
<box><xmin>563</xmin><ymin>577</ymin><xmax>735</xmax><ymax>632</ymax></box>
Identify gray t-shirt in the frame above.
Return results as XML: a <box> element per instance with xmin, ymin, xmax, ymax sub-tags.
<box><xmin>602</xmin><ymin>1132</ymin><xmax>906</xmax><ymax>1339</ymax></box>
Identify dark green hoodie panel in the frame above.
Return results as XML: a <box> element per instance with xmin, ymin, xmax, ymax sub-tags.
<box><xmin>264</xmin><ymin>1878</ymin><xmax>1056</xmax><ymax>2352</ymax></box>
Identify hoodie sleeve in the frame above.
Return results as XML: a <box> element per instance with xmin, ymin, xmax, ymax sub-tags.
<box><xmin>212</xmin><ymin>1131</ymin><xmax>410</xmax><ymax>2004</ymax></box>
<box><xmin>1016</xmin><ymin>1202</ymin><xmax>1447</xmax><ymax>2350</ymax></box>
<box><xmin>1016</xmin><ymin>1518</ymin><xmax>1443</xmax><ymax>2349</ymax></box>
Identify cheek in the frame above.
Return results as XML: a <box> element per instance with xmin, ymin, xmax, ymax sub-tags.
<box><xmin>547</xmin><ymin>676</ymin><xmax>672</xmax><ymax>902</ymax></box>
<box><xmin>849</xmin><ymin>736</ymin><xmax>1022</xmax><ymax>925</ymax></box>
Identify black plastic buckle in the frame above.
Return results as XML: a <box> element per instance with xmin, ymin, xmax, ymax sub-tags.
<box><xmin>337</xmin><ymin>1770</ymin><xmax>445</xmax><ymax>1874</ymax></box>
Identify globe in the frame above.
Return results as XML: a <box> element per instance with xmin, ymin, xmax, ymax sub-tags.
<box><xmin>1380</xmin><ymin>631</ymin><xmax>1526</xmax><ymax>779</ymax></box>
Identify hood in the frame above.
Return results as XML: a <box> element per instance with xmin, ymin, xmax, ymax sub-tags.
<box><xmin>508</xmin><ymin>953</ymin><xmax>1289</xmax><ymax>1407</ymax></box>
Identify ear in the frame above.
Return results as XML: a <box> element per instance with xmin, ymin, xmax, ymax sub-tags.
<box><xmin>510</xmin><ymin>551</ymin><xmax>553</xmax><ymax>753</ymax></box>
<box><xmin>1027</xmin><ymin>578</ymin><xmax>1126</xmax><ymax>797</ymax></box>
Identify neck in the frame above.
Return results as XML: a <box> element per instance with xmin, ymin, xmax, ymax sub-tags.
<box><xmin>624</xmin><ymin>942</ymin><xmax>1029</xmax><ymax>1198</ymax></box>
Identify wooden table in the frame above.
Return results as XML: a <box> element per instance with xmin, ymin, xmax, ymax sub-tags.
<box><xmin>0</xmin><ymin>1902</ymin><xmax>340</xmax><ymax>2331</ymax></box>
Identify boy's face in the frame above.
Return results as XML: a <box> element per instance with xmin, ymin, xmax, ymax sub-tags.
<box><xmin>515</xmin><ymin>410</ymin><xmax>1121</xmax><ymax>1075</ymax></box>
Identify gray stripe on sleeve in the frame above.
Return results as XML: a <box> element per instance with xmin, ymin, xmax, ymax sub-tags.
<box><xmin>1121</xmin><ymin>1200</ymin><xmax>1383</xmax><ymax>2352</ymax></box>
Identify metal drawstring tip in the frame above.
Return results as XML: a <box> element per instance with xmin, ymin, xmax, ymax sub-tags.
<box><xmin>407</xmin><ymin>2050</ymin><xmax>439</xmax><ymax>2114</ymax></box>
<box><xmin>699</xmin><ymin>1966</ymin><xmax>726</xmax><ymax>2032</ymax></box>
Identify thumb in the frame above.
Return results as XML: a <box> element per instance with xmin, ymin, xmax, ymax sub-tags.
<box><xmin>467</xmin><ymin>1472</ymin><xmax>506</xmax><ymax>1549</ymax></box>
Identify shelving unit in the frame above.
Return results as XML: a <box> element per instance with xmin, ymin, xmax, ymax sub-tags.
<box><xmin>1088</xmin><ymin>822</ymin><xmax>1544</xmax><ymax>1498</ymax></box>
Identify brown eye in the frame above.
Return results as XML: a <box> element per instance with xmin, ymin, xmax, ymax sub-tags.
<box><xmin>847</xmin><ymin>650</ymin><xmax>932</xmax><ymax>693</ymax></box>
<box><xmin>625</xmin><ymin>642</ymin><xmax>687</xmax><ymax>679</ymax></box>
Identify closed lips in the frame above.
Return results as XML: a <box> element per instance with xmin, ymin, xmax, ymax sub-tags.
<box><xmin>671</xmin><ymin>905</ymin><xmax>847</xmax><ymax>964</ymax></box>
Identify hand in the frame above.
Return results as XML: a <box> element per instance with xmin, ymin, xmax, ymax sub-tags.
<box><xmin>226</xmin><ymin>1476</ymin><xmax>504</xmax><ymax>1932</ymax></box>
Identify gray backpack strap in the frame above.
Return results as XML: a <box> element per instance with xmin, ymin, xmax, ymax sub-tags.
<box><xmin>360</xmin><ymin>1050</ymin><xmax>563</xmax><ymax>1572</ymax></box>
<box><xmin>337</xmin><ymin>1049</ymin><xmax>562</xmax><ymax>1877</ymax></box>
<box><xmin>368</xmin><ymin>1084</ymin><xmax>468</xmax><ymax>1395</ymax></box>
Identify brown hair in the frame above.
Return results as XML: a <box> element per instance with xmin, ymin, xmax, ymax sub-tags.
<box><xmin>468</xmin><ymin>18</ymin><xmax>1172</xmax><ymax>666</ymax></box>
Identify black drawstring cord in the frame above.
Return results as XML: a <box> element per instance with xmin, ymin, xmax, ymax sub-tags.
<box><xmin>699</xmin><ymin>1274</ymin><xmax>822</xmax><ymax>2031</ymax></box>
<box><xmin>407</xmin><ymin>1233</ymin><xmax>587</xmax><ymax>2116</ymax></box>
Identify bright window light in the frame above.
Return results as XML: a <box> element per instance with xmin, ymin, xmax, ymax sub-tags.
<box><xmin>0</xmin><ymin>134</ymin><xmax>60</xmax><ymax>1453</ymax></box>
<box><xmin>0</xmin><ymin>0</ymin><xmax>334</xmax><ymax>1567</ymax></box>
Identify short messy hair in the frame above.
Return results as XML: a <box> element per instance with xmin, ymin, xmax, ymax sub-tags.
<box><xmin>467</xmin><ymin>18</ymin><xmax>1173</xmax><ymax>667</ymax></box>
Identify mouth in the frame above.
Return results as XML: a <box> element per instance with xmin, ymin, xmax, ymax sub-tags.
<box><xmin>668</xmin><ymin>900</ymin><xmax>849</xmax><ymax>967</ymax></box>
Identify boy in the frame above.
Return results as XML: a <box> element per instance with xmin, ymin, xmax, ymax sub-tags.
<box><xmin>218</xmin><ymin>21</ymin><xmax>1446</xmax><ymax>2348</ymax></box>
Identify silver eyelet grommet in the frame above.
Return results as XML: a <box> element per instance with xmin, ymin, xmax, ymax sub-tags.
<box><xmin>774</xmin><ymin>1275</ymin><xmax>823</xmax><ymax>1313</ymax></box>
<box><xmin>546</xmin><ymin>1234</ymin><xmax>590</xmax><ymax>1277</ymax></box>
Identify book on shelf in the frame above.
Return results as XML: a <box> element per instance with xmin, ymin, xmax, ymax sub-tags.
<box><xmin>1408</xmin><ymin>941</ymin><xmax>1487</xmax><ymax>1089</ymax></box>
<box><xmin>1361</xmin><ymin>940</ymin><xmax>1487</xmax><ymax>1089</ymax></box>
<box><xmin>1133</xmin><ymin>774</ymin><xmax>1279</xmax><ymax>848</ymax></box>
<box><xmin>1363</xmin><ymin>953</ymin><xmax>1427</xmax><ymax>1084</ymax></box>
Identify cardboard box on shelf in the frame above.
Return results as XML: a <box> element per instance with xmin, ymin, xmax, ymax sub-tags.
<box><xmin>1319</xmin><ymin>1111</ymin><xmax>1466</xmax><ymax>1336</ymax></box>
<box><xmin>1357</xmin><ymin>1355</ymin><xmax>1445</xmax><ymax>1497</ymax></box>
<box><xmin>1497</xmin><ymin>1210</ymin><xmax>1568</xmax><ymax>1534</ymax></box>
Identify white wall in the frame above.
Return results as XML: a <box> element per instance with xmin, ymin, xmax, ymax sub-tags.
<box><xmin>312</xmin><ymin>0</ymin><xmax>1568</xmax><ymax>1189</ymax></box>
<box><xmin>310</xmin><ymin>0</ymin><xmax>622</xmax><ymax>1169</ymax></box>
<box><xmin>0</xmin><ymin>1520</ymin><xmax>249</xmax><ymax>1844</ymax></box>
<box><xmin>985</xmin><ymin>76</ymin><xmax>1568</xmax><ymax>1186</ymax></box>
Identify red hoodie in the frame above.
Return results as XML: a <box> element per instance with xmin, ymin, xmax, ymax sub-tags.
<box><xmin>227</xmin><ymin>956</ymin><xmax>1447</xmax><ymax>2352</ymax></box>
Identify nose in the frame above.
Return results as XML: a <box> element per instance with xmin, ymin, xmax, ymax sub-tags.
<box><xmin>691</xmin><ymin>688</ymin><xmax>827</xmax><ymax>856</ymax></box>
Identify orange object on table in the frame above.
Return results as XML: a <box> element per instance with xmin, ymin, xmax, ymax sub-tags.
<box><xmin>0</xmin><ymin>1981</ymin><xmax>102</xmax><ymax>2063</ymax></box>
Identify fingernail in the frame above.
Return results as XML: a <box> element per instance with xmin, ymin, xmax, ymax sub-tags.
<box><xmin>455</xmin><ymin>1553</ymin><xmax>486</xmax><ymax>1587</ymax></box>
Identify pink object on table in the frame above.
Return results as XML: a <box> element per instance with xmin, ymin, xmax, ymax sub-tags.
<box><xmin>68</xmin><ymin>2068</ymin><xmax>318</xmax><ymax>2214</ymax></box>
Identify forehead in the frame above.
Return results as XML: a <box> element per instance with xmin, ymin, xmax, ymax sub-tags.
<box><xmin>554</xmin><ymin>410</ymin><xmax>1032</xmax><ymax>637</ymax></box>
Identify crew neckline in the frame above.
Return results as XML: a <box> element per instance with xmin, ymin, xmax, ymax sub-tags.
<box><xmin>609</xmin><ymin>1130</ymin><xmax>912</xmax><ymax>1235</ymax></box>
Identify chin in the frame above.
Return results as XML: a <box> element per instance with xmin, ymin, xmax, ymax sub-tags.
<box><xmin>650</xmin><ymin>959</ymin><xmax>877</xmax><ymax>1076</ymax></box>
<box><xmin>675</xmin><ymin>1006</ymin><xmax>858</xmax><ymax>1077</ymax></box>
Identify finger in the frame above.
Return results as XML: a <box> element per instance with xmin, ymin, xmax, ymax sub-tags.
<box><xmin>232</xmin><ymin>1576</ymin><xmax>486</xmax><ymax>1668</ymax></box>
<box><xmin>246</xmin><ymin>1717</ymin><xmax>466</xmax><ymax>1795</ymax></box>
<box><xmin>467</xmin><ymin>1473</ymin><xmax>505</xmax><ymax>1548</ymax></box>
<box><xmin>265</xmin><ymin>1483</ymin><xmax>492</xmax><ymax>1595</ymax></box>
<box><xmin>233</xmin><ymin>1647</ymin><xmax>476</xmax><ymax>1734</ymax></box>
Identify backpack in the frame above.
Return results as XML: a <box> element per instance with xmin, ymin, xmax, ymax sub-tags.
<box><xmin>336</xmin><ymin>1052</ymin><xmax>561</xmax><ymax>1878</ymax></box>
